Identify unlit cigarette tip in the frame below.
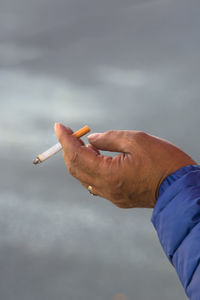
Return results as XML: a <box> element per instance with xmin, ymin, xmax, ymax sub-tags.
<box><xmin>33</xmin><ymin>158</ymin><xmax>41</xmax><ymax>165</ymax></box>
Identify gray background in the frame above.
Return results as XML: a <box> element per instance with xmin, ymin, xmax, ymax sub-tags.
<box><xmin>0</xmin><ymin>0</ymin><xmax>200</xmax><ymax>299</ymax></box>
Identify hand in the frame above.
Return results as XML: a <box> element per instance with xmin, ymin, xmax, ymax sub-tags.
<box><xmin>54</xmin><ymin>123</ymin><xmax>196</xmax><ymax>208</ymax></box>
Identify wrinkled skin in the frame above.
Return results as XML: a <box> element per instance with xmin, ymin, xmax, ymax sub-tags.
<box><xmin>55</xmin><ymin>123</ymin><xmax>196</xmax><ymax>208</ymax></box>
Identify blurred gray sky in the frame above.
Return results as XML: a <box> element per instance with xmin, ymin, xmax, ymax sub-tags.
<box><xmin>1</xmin><ymin>0</ymin><xmax>200</xmax><ymax>299</ymax></box>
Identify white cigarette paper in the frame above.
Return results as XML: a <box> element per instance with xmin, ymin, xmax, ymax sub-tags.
<box><xmin>37</xmin><ymin>142</ymin><xmax>62</xmax><ymax>162</ymax></box>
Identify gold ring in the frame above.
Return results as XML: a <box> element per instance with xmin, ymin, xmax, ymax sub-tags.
<box><xmin>87</xmin><ymin>185</ymin><xmax>97</xmax><ymax>196</ymax></box>
<box><xmin>88</xmin><ymin>185</ymin><xmax>93</xmax><ymax>194</ymax></box>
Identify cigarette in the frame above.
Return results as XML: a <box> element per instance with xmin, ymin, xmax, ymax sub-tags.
<box><xmin>33</xmin><ymin>125</ymin><xmax>90</xmax><ymax>165</ymax></box>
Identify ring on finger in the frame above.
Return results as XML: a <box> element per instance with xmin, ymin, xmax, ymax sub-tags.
<box><xmin>87</xmin><ymin>185</ymin><xmax>97</xmax><ymax>196</ymax></box>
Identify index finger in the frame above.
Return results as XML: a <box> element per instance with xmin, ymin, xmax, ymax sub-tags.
<box><xmin>55</xmin><ymin>123</ymin><xmax>107</xmax><ymax>183</ymax></box>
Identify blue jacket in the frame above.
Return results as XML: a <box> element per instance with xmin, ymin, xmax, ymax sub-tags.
<box><xmin>151</xmin><ymin>165</ymin><xmax>200</xmax><ymax>300</ymax></box>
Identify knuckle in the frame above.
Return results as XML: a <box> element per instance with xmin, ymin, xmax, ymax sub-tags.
<box><xmin>134</xmin><ymin>131</ymin><xmax>148</xmax><ymax>141</ymax></box>
<box><xmin>106</xmin><ymin>130</ymin><xmax>115</xmax><ymax>137</ymax></box>
<box><xmin>106</xmin><ymin>174</ymin><xmax>124</xmax><ymax>190</ymax></box>
<box><xmin>70</xmin><ymin>151</ymin><xmax>79</xmax><ymax>164</ymax></box>
<box><xmin>70</xmin><ymin>152</ymin><xmax>78</xmax><ymax>164</ymax></box>
<box><xmin>67</xmin><ymin>151</ymin><xmax>79</xmax><ymax>177</ymax></box>
<box><xmin>68</xmin><ymin>164</ymin><xmax>76</xmax><ymax>177</ymax></box>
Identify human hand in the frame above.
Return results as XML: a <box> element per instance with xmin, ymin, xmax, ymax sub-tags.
<box><xmin>54</xmin><ymin>123</ymin><xmax>196</xmax><ymax>208</ymax></box>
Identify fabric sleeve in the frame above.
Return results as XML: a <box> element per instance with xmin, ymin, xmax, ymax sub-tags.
<box><xmin>151</xmin><ymin>165</ymin><xmax>200</xmax><ymax>300</ymax></box>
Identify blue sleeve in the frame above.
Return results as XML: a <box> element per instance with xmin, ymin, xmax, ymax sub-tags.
<box><xmin>151</xmin><ymin>165</ymin><xmax>200</xmax><ymax>300</ymax></box>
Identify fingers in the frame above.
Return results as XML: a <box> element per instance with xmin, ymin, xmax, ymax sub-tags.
<box><xmin>54</xmin><ymin>123</ymin><xmax>83</xmax><ymax>151</ymax></box>
<box><xmin>86</xmin><ymin>143</ymin><xmax>100</xmax><ymax>155</ymax></box>
<box><xmin>54</xmin><ymin>125</ymin><xmax>132</xmax><ymax>200</ymax></box>
<box><xmin>88</xmin><ymin>130</ymin><xmax>131</xmax><ymax>153</ymax></box>
<box><xmin>54</xmin><ymin>124</ymin><xmax>137</xmax><ymax>207</ymax></box>
<box><xmin>54</xmin><ymin>123</ymin><xmax>104</xmax><ymax>184</ymax></box>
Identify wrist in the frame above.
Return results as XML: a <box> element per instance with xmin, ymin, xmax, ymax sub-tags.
<box><xmin>156</xmin><ymin>163</ymin><xmax>199</xmax><ymax>201</ymax></box>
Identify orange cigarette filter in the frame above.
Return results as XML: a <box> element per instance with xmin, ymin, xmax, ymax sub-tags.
<box><xmin>73</xmin><ymin>125</ymin><xmax>90</xmax><ymax>138</ymax></box>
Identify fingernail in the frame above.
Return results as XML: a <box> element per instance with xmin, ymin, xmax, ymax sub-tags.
<box><xmin>88</xmin><ymin>133</ymin><xmax>100</xmax><ymax>140</ymax></box>
<box><xmin>54</xmin><ymin>122</ymin><xmax>61</xmax><ymax>132</ymax></box>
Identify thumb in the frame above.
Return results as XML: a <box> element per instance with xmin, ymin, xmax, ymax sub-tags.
<box><xmin>54</xmin><ymin>122</ymin><xmax>73</xmax><ymax>137</ymax></box>
<box><xmin>54</xmin><ymin>123</ymin><xmax>82</xmax><ymax>150</ymax></box>
<box><xmin>88</xmin><ymin>130</ymin><xmax>130</xmax><ymax>153</ymax></box>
